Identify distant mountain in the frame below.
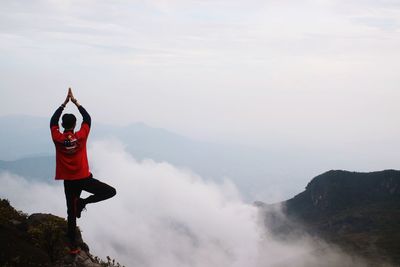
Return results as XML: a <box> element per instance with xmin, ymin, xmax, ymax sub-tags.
<box><xmin>0</xmin><ymin>115</ymin><xmax>54</xmax><ymax>160</ymax></box>
<box><xmin>0</xmin><ymin>198</ymin><xmax>123</xmax><ymax>267</ymax></box>
<box><xmin>0</xmin><ymin>156</ymin><xmax>55</xmax><ymax>182</ymax></box>
<box><xmin>0</xmin><ymin>115</ymin><xmax>295</xmax><ymax>199</ymax></box>
<box><xmin>261</xmin><ymin>170</ymin><xmax>400</xmax><ymax>265</ymax></box>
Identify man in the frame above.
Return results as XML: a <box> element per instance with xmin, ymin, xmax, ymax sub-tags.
<box><xmin>50</xmin><ymin>88</ymin><xmax>116</xmax><ymax>254</ymax></box>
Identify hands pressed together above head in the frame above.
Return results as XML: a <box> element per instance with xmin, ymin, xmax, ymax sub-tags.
<box><xmin>62</xmin><ymin>88</ymin><xmax>80</xmax><ymax>108</ymax></box>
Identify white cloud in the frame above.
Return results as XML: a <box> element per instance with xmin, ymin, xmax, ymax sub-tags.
<box><xmin>0</xmin><ymin>171</ymin><xmax>65</xmax><ymax>216</ymax></box>
<box><xmin>0</xmin><ymin>140</ymin><xmax>369</xmax><ymax>266</ymax></box>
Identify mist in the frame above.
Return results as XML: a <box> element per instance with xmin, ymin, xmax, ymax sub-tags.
<box><xmin>0</xmin><ymin>140</ymin><xmax>369</xmax><ymax>266</ymax></box>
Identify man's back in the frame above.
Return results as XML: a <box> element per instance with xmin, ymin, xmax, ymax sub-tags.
<box><xmin>51</xmin><ymin>123</ymin><xmax>90</xmax><ymax>180</ymax></box>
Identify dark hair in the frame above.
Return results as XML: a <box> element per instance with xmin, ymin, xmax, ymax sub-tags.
<box><xmin>62</xmin><ymin>114</ymin><xmax>77</xmax><ymax>129</ymax></box>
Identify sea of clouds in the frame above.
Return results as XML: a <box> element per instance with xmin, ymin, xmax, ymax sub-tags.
<box><xmin>0</xmin><ymin>140</ymin><xmax>370</xmax><ymax>267</ymax></box>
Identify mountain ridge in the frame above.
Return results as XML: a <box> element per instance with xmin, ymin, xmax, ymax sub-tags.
<box><xmin>263</xmin><ymin>169</ymin><xmax>400</xmax><ymax>266</ymax></box>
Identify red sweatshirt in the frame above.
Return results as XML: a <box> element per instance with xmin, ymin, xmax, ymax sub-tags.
<box><xmin>50</xmin><ymin>106</ymin><xmax>91</xmax><ymax>180</ymax></box>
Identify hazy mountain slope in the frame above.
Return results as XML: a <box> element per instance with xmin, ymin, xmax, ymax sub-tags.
<box><xmin>0</xmin><ymin>115</ymin><xmax>54</xmax><ymax>160</ymax></box>
<box><xmin>272</xmin><ymin>170</ymin><xmax>400</xmax><ymax>265</ymax></box>
<box><xmin>0</xmin><ymin>156</ymin><xmax>55</xmax><ymax>182</ymax></box>
<box><xmin>0</xmin><ymin>115</ymin><xmax>294</xmax><ymax>199</ymax></box>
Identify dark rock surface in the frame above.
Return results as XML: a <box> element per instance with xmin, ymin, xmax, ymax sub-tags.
<box><xmin>0</xmin><ymin>199</ymin><xmax>121</xmax><ymax>267</ymax></box>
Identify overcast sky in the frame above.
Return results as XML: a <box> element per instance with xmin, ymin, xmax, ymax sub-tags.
<box><xmin>1</xmin><ymin>0</ymin><xmax>400</xmax><ymax>151</ymax></box>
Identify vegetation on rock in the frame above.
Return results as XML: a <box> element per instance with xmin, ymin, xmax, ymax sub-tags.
<box><xmin>262</xmin><ymin>170</ymin><xmax>400</xmax><ymax>266</ymax></box>
<box><xmin>0</xmin><ymin>199</ymin><xmax>124</xmax><ymax>267</ymax></box>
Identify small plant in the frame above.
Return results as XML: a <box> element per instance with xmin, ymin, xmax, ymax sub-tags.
<box><xmin>0</xmin><ymin>199</ymin><xmax>27</xmax><ymax>225</ymax></box>
<box><xmin>93</xmin><ymin>255</ymin><xmax>125</xmax><ymax>267</ymax></box>
<box><xmin>27</xmin><ymin>216</ymin><xmax>67</xmax><ymax>262</ymax></box>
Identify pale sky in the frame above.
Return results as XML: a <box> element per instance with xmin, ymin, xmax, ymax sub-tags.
<box><xmin>1</xmin><ymin>0</ymin><xmax>400</xmax><ymax>151</ymax></box>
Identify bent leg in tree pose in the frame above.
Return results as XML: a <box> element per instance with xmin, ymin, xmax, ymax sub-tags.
<box><xmin>50</xmin><ymin>88</ymin><xmax>116</xmax><ymax>254</ymax></box>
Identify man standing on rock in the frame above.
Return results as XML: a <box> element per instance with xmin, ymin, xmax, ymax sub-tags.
<box><xmin>50</xmin><ymin>88</ymin><xmax>116</xmax><ymax>254</ymax></box>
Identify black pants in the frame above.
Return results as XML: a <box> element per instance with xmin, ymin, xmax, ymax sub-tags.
<box><xmin>64</xmin><ymin>175</ymin><xmax>116</xmax><ymax>245</ymax></box>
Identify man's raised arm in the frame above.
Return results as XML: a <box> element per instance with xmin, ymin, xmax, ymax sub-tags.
<box><xmin>50</xmin><ymin>91</ymin><xmax>70</xmax><ymax>128</ymax></box>
<box><xmin>78</xmin><ymin>106</ymin><xmax>91</xmax><ymax>127</ymax></box>
<box><xmin>70</xmin><ymin>89</ymin><xmax>91</xmax><ymax>127</ymax></box>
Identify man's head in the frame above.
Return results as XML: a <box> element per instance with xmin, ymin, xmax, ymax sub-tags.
<box><xmin>62</xmin><ymin>113</ymin><xmax>77</xmax><ymax>130</ymax></box>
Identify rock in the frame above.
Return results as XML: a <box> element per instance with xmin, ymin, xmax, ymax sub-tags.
<box><xmin>0</xmin><ymin>199</ymin><xmax>121</xmax><ymax>267</ymax></box>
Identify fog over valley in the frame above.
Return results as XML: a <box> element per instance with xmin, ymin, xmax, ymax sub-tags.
<box><xmin>0</xmin><ymin>140</ymin><xmax>371</xmax><ymax>267</ymax></box>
